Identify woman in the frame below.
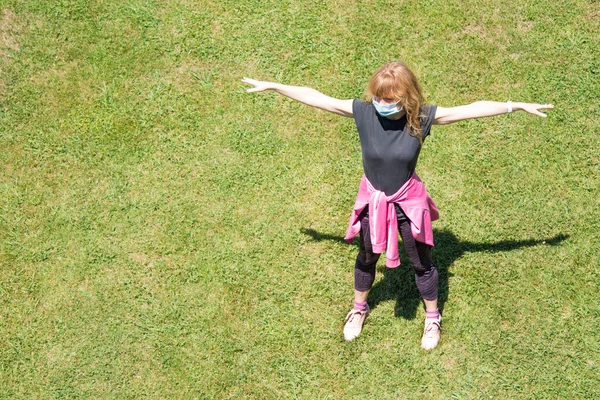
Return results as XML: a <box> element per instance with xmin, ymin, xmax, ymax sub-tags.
<box><xmin>242</xmin><ymin>61</ymin><xmax>553</xmax><ymax>350</ymax></box>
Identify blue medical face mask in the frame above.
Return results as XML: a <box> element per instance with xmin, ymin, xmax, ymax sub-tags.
<box><xmin>372</xmin><ymin>98</ymin><xmax>403</xmax><ymax>117</ymax></box>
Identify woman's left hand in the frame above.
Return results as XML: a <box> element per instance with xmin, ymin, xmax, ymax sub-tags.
<box><xmin>519</xmin><ymin>103</ymin><xmax>554</xmax><ymax>117</ymax></box>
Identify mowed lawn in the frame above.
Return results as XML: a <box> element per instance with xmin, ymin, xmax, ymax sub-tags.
<box><xmin>1</xmin><ymin>0</ymin><xmax>598</xmax><ymax>398</ymax></box>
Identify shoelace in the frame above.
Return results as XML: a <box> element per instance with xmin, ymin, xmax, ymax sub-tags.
<box><xmin>424</xmin><ymin>320</ymin><xmax>441</xmax><ymax>337</ymax></box>
<box><xmin>345</xmin><ymin>309</ymin><xmax>366</xmax><ymax>324</ymax></box>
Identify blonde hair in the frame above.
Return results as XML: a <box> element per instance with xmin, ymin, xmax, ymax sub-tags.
<box><xmin>365</xmin><ymin>61</ymin><xmax>425</xmax><ymax>143</ymax></box>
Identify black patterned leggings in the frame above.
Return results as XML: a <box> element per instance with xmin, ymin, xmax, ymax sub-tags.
<box><xmin>354</xmin><ymin>206</ymin><xmax>439</xmax><ymax>301</ymax></box>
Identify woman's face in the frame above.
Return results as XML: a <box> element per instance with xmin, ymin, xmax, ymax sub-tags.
<box><xmin>372</xmin><ymin>96</ymin><xmax>399</xmax><ymax>105</ymax></box>
<box><xmin>372</xmin><ymin>96</ymin><xmax>405</xmax><ymax>120</ymax></box>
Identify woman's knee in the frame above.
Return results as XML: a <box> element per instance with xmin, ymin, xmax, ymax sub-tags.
<box><xmin>412</xmin><ymin>259</ymin><xmax>434</xmax><ymax>276</ymax></box>
<box><xmin>415</xmin><ymin>264</ymin><xmax>438</xmax><ymax>300</ymax></box>
<box><xmin>357</xmin><ymin>248</ymin><xmax>380</xmax><ymax>268</ymax></box>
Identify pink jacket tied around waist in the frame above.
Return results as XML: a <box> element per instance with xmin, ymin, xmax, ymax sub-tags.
<box><xmin>344</xmin><ymin>173</ymin><xmax>439</xmax><ymax>268</ymax></box>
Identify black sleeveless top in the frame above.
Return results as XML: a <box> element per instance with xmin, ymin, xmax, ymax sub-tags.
<box><xmin>352</xmin><ymin>99</ymin><xmax>437</xmax><ymax>196</ymax></box>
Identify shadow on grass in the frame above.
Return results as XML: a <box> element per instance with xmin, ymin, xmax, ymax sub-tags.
<box><xmin>301</xmin><ymin>228</ymin><xmax>568</xmax><ymax>319</ymax></box>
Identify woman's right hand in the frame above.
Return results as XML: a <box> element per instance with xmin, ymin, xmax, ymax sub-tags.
<box><xmin>242</xmin><ymin>77</ymin><xmax>272</xmax><ymax>93</ymax></box>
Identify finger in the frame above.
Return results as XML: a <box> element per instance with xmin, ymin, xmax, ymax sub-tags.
<box><xmin>524</xmin><ymin>107</ymin><xmax>546</xmax><ymax>117</ymax></box>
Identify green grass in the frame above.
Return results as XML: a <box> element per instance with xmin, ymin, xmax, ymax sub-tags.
<box><xmin>1</xmin><ymin>0</ymin><xmax>599</xmax><ymax>398</ymax></box>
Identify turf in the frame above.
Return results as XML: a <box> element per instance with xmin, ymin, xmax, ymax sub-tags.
<box><xmin>1</xmin><ymin>0</ymin><xmax>599</xmax><ymax>398</ymax></box>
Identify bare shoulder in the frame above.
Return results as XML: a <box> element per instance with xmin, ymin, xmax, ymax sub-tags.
<box><xmin>432</xmin><ymin>106</ymin><xmax>454</xmax><ymax>125</ymax></box>
<box><xmin>329</xmin><ymin>98</ymin><xmax>354</xmax><ymax>117</ymax></box>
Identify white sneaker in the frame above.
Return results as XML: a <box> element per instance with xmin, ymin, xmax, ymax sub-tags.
<box><xmin>343</xmin><ymin>304</ymin><xmax>370</xmax><ymax>341</ymax></box>
<box><xmin>421</xmin><ymin>317</ymin><xmax>441</xmax><ymax>350</ymax></box>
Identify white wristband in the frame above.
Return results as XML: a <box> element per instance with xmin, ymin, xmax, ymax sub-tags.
<box><xmin>507</xmin><ymin>100</ymin><xmax>513</xmax><ymax>113</ymax></box>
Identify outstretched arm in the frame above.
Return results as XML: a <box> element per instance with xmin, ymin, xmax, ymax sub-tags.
<box><xmin>434</xmin><ymin>101</ymin><xmax>554</xmax><ymax>125</ymax></box>
<box><xmin>242</xmin><ymin>77</ymin><xmax>354</xmax><ymax>117</ymax></box>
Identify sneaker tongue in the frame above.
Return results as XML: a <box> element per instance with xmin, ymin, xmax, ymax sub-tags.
<box><xmin>426</xmin><ymin>321</ymin><xmax>439</xmax><ymax>332</ymax></box>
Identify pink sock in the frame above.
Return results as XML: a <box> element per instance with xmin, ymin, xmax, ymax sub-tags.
<box><xmin>426</xmin><ymin>309</ymin><xmax>440</xmax><ymax>320</ymax></box>
<box><xmin>354</xmin><ymin>300</ymin><xmax>367</xmax><ymax>311</ymax></box>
